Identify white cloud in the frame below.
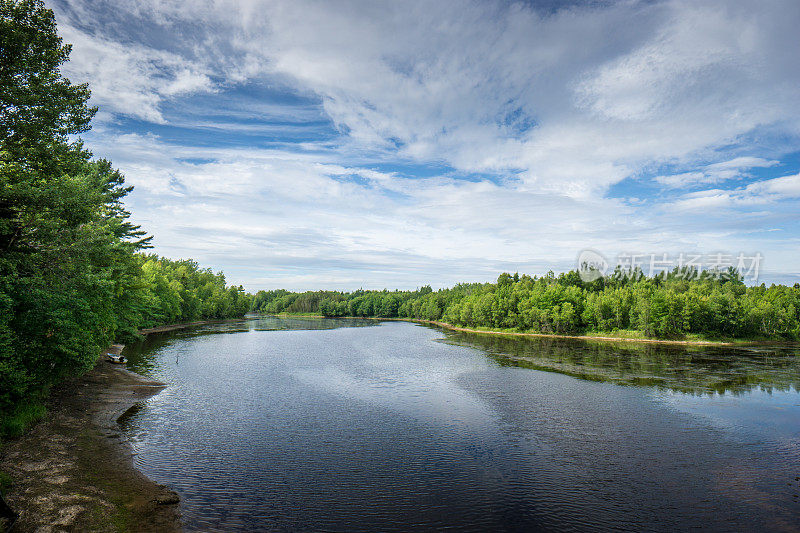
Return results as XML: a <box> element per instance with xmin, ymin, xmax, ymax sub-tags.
<box><xmin>80</xmin><ymin>129</ymin><xmax>795</xmax><ymax>290</ymax></box>
<box><xmin>745</xmin><ymin>172</ymin><xmax>800</xmax><ymax>199</ymax></box>
<box><xmin>655</xmin><ymin>157</ymin><xmax>780</xmax><ymax>188</ymax></box>
<box><xmin>672</xmin><ymin>172</ymin><xmax>800</xmax><ymax>211</ymax></box>
<box><xmin>257</xmin><ymin>0</ymin><xmax>800</xmax><ymax>193</ymax></box>
<box><xmin>53</xmin><ymin>0</ymin><xmax>800</xmax><ymax>184</ymax></box>
<box><xmin>708</xmin><ymin>157</ymin><xmax>779</xmax><ymax>171</ymax></box>
<box><xmin>56</xmin><ymin>19</ymin><xmax>214</xmax><ymax>123</ymax></box>
<box><xmin>655</xmin><ymin>172</ymin><xmax>708</xmax><ymax>188</ymax></box>
<box><xmin>47</xmin><ymin>0</ymin><xmax>800</xmax><ymax>287</ymax></box>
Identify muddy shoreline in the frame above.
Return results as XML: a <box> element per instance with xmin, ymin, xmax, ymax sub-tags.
<box><xmin>0</xmin><ymin>347</ymin><xmax>181</xmax><ymax>532</ymax></box>
<box><xmin>0</xmin><ymin>318</ymin><xmax>250</xmax><ymax>532</ymax></box>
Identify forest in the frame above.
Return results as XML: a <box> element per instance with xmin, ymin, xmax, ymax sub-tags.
<box><xmin>0</xmin><ymin>1</ymin><xmax>251</xmax><ymax>435</ymax></box>
<box><xmin>254</xmin><ymin>268</ymin><xmax>800</xmax><ymax>341</ymax></box>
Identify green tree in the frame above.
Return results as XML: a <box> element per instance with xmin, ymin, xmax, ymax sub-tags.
<box><xmin>0</xmin><ymin>1</ymin><xmax>256</xmax><ymax>432</ymax></box>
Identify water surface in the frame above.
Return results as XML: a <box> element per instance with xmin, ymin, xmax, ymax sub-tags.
<box><xmin>122</xmin><ymin>318</ymin><xmax>800</xmax><ymax>531</ymax></box>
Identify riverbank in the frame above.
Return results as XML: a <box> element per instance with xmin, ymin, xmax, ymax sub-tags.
<box><xmin>0</xmin><ymin>347</ymin><xmax>181</xmax><ymax>532</ymax></box>
<box><xmin>267</xmin><ymin>314</ymin><xmax>762</xmax><ymax>346</ymax></box>
<box><xmin>417</xmin><ymin>320</ymin><xmax>744</xmax><ymax>346</ymax></box>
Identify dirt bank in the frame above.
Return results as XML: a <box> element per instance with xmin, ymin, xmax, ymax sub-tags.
<box><xmin>0</xmin><ymin>347</ymin><xmax>181</xmax><ymax>532</ymax></box>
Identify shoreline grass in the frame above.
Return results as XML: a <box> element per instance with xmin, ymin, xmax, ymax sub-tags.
<box><xmin>261</xmin><ymin>313</ymin><xmax>795</xmax><ymax>346</ymax></box>
<box><xmin>0</xmin><ymin>400</ymin><xmax>47</xmax><ymax>439</ymax></box>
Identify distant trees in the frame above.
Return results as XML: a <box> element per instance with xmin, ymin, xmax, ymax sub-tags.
<box><xmin>133</xmin><ymin>255</ymin><xmax>252</xmax><ymax>330</ymax></box>
<box><xmin>254</xmin><ymin>269</ymin><xmax>800</xmax><ymax>341</ymax></box>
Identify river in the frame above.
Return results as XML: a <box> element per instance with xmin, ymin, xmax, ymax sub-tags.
<box><xmin>122</xmin><ymin>317</ymin><xmax>800</xmax><ymax>532</ymax></box>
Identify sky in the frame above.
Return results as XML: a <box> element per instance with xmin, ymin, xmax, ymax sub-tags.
<box><xmin>49</xmin><ymin>0</ymin><xmax>800</xmax><ymax>291</ymax></box>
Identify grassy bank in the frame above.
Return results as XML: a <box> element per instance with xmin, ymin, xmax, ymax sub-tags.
<box><xmin>264</xmin><ymin>313</ymin><xmax>789</xmax><ymax>346</ymax></box>
<box><xmin>0</xmin><ymin>400</ymin><xmax>47</xmax><ymax>439</ymax></box>
<box><xmin>416</xmin><ymin>321</ymin><xmax>758</xmax><ymax>346</ymax></box>
<box><xmin>1</xmin><ymin>399</ymin><xmax>49</xmax><ymax>496</ymax></box>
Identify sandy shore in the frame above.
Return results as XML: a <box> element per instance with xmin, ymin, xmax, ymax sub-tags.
<box><xmin>0</xmin><ymin>346</ymin><xmax>181</xmax><ymax>532</ymax></box>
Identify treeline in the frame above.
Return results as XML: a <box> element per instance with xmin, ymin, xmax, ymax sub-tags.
<box><xmin>0</xmin><ymin>1</ymin><xmax>249</xmax><ymax>433</ymax></box>
<box><xmin>254</xmin><ymin>269</ymin><xmax>800</xmax><ymax>341</ymax></box>
<box><xmin>133</xmin><ymin>255</ymin><xmax>251</xmax><ymax>333</ymax></box>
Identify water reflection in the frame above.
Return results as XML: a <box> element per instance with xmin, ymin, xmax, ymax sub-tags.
<box><xmin>124</xmin><ymin>316</ymin><xmax>377</xmax><ymax>377</ymax></box>
<box><xmin>439</xmin><ymin>328</ymin><xmax>800</xmax><ymax>394</ymax></box>
<box><xmin>118</xmin><ymin>319</ymin><xmax>800</xmax><ymax>531</ymax></box>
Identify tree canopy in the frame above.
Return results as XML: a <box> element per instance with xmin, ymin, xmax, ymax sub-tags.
<box><xmin>0</xmin><ymin>0</ymin><xmax>251</xmax><ymax>433</ymax></box>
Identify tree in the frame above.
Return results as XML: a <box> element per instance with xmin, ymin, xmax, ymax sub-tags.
<box><xmin>0</xmin><ymin>0</ymin><xmax>95</xmax><ymax>156</ymax></box>
<box><xmin>0</xmin><ymin>1</ymin><xmax>254</xmax><ymax>431</ymax></box>
<box><xmin>0</xmin><ymin>0</ymin><xmax>144</xmax><ymax>420</ymax></box>
<box><xmin>1</xmin><ymin>0</ymin><xmax>98</xmax><ymax>254</ymax></box>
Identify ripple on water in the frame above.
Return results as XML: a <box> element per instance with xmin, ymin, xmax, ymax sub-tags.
<box><xmin>121</xmin><ymin>319</ymin><xmax>800</xmax><ymax>531</ymax></box>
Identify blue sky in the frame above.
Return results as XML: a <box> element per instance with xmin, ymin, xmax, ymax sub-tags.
<box><xmin>50</xmin><ymin>0</ymin><xmax>800</xmax><ymax>290</ymax></box>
